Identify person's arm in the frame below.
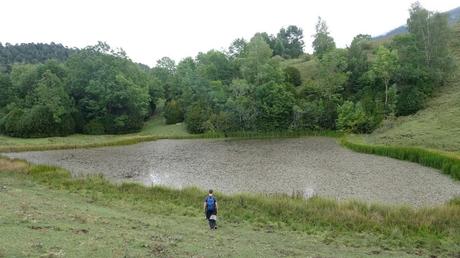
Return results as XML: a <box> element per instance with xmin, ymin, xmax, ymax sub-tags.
<box><xmin>215</xmin><ymin>199</ymin><xmax>218</xmax><ymax>213</ymax></box>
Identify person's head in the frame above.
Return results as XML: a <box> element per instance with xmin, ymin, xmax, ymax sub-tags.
<box><xmin>208</xmin><ymin>189</ymin><xmax>213</xmax><ymax>195</ymax></box>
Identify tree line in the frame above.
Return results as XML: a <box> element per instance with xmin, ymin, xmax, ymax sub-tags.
<box><xmin>0</xmin><ymin>3</ymin><xmax>455</xmax><ymax>137</ymax></box>
<box><xmin>0</xmin><ymin>42</ymin><xmax>76</xmax><ymax>73</ymax></box>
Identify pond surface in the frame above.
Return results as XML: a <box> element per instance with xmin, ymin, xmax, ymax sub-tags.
<box><xmin>5</xmin><ymin>137</ymin><xmax>460</xmax><ymax>206</ymax></box>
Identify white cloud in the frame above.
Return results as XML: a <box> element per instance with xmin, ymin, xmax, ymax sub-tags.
<box><xmin>1</xmin><ymin>0</ymin><xmax>458</xmax><ymax>66</ymax></box>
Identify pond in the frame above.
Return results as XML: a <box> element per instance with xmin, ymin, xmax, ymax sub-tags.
<box><xmin>5</xmin><ymin>137</ymin><xmax>460</xmax><ymax>206</ymax></box>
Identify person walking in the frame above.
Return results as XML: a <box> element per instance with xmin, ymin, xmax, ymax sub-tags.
<box><xmin>204</xmin><ymin>189</ymin><xmax>218</xmax><ymax>230</ymax></box>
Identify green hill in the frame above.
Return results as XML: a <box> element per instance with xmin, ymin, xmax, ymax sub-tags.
<box><xmin>360</xmin><ymin>23</ymin><xmax>460</xmax><ymax>154</ymax></box>
<box><xmin>280</xmin><ymin>56</ymin><xmax>317</xmax><ymax>82</ymax></box>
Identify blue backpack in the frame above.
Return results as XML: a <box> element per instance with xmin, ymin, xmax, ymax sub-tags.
<box><xmin>206</xmin><ymin>196</ymin><xmax>216</xmax><ymax>211</ymax></box>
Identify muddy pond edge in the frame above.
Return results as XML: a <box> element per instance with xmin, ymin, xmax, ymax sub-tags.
<box><xmin>2</xmin><ymin>130</ymin><xmax>460</xmax><ymax>181</ymax></box>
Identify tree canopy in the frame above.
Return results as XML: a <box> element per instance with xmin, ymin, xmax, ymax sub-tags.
<box><xmin>312</xmin><ymin>17</ymin><xmax>336</xmax><ymax>59</ymax></box>
<box><xmin>0</xmin><ymin>3</ymin><xmax>456</xmax><ymax>137</ymax></box>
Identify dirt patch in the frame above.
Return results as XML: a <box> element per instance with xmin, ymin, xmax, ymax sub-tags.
<box><xmin>0</xmin><ymin>158</ymin><xmax>28</xmax><ymax>172</ymax></box>
<box><xmin>71</xmin><ymin>228</ymin><xmax>89</xmax><ymax>234</ymax></box>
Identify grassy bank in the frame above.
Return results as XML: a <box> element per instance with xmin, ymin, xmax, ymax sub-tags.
<box><xmin>0</xmin><ymin>116</ymin><xmax>192</xmax><ymax>153</ymax></box>
<box><xmin>0</xmin><ymin>114</ymin><xmax>341</xmax><ymax>153</ymax></box>
<box><xmin>1</xmin><ymin>157</ymin><xmax>459</xmax><ymax>257</ymax></box>
<box><xmin>342</xmin><ymin>135</ymin><xmax>460</xmax><ymax>180</ymax></box>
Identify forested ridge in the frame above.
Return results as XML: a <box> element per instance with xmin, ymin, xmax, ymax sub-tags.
<box><xmin>0</xmin><ymin>3</ymin><xmax>456</xmax><ymax>138</ymax></box>
<box><xmin>0</xmin><ymin>42</ymin><xmax>76</xmax><ymax>73</ymax></box>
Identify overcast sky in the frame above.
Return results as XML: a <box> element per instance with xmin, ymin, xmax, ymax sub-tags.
<box><xmin>1</xmin><ymin>0</ymin><xmax>458</xmax><ymax>66</ymax></box>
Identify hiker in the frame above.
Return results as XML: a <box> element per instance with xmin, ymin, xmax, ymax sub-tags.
<box><xmin>204</xmin><ymin>189</ymin><xmax>218</xmax><ymax>230</ymax></box>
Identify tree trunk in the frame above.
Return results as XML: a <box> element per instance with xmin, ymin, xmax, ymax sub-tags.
<box><xmin>384</xmin><ymin>80</ymin><xmax>388</xmax><ymax>108</ymax></box>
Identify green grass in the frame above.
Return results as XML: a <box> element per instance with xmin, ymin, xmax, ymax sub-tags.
<box><xmin>342</xmin><ymin>135</ymin><xmax>460</xmax><ymax>180</ymax></box>
<box><xmin>280</xmin><ymin>57</ymin><xmax>317</xmax><ymax>82</ymax></box>
<box><xmin>1</xmin><ymin>158</ymin><xmax>459</xmax><ymax>257</ymax></box>
<box><xmin>0</xmin><ymin>171</ymin><xmax>425</xmax><ymax>258</ymax></box>
<box><xmin>138</xmin><ymin>116</ymin><xmax>190</xmax><ymax>137</ymax></box>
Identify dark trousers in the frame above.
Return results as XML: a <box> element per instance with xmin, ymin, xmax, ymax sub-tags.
<box><xmin>206</xmin><ymin>209</ymin><xmax>217</xmax><ymax>229</ymax></box>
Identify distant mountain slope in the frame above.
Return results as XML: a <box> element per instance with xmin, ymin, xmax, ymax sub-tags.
<box><xmin>364</xmin><ymin>23</ymin><xmax>460</xmax><ymax>152</ymax></box>
<box><xmin>374</xmin><ymin>6</ymin><xmax>460</xmax><ymax>40</ymax></box>
<box><xmin>448</xmin><ymin>6</ymin><xmax>460</xmax><ymax>24</ymax></box>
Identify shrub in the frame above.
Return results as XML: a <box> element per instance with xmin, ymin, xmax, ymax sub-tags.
<box><xmin>2</xmin><ymin>107</ymin><xmax>24</xmax><ymax>137</ymax></box>
<box><xmin>104</xmin><ymin>113</ymin><xmax>145</xmax><ymax>134</ymax></box>
<box><xmin>1</xmin><ymin>105</ymin><xmax>75</xmax><ymax>137</ymax></box>
<box><xmin>284</xmin><ymin>66</ymin><xmax>302</xmax><ymax>86</ymax></box>
<box><xmin>205</xmin><ymin>112</ymin><xmax>232</xmax><ymax>134</ymax></box>
<box><xmin>83</xmin><ymin>119</ymin><xmax>105</xmax><ymax>135</ymax></box>
<box><xmin>19</xmin><ymin>105</ymin><xmax>56</xmax><ymax>137</ymax></box>
<box><xmin>337</xmin><ymin>101</ymin><xmax>373</xmax><ymax>133</ymax></box>
<box><xmin>396</xmin><ymin>85</ymin><xmax>426</xmax><ymax>116</ymax></box>
<box><xmin>185</xmin><ymin>102</ymin><xmax>210</xmax><ymax>134</ymax></box>
<box><xmin>163</xmin><ymin>100</ymin><xmax>184</xmax><ymax>124</ymax></box>
<box><xmin>255</xmin><ymin>82</ymin><xmax>295</xmax><ymax>131</ymax></box>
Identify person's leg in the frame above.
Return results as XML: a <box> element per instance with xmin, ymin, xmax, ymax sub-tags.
<box><xmin>212</xmin><ymin>210</ymin><xmax>217</xmax><ymax>229</ymax></box>
<box><xmin>209</xmin><ymin>219</ymin><xmax>216</xmax><ymax>229</ymax></box>
<box><xmin>206</xmin><ymin>210</ymin><xmax>213</xmax><ymax>229</ymax></box>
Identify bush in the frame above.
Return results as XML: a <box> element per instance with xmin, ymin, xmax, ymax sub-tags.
<box><xmin>396</xmin><ymin>85</ymin><xmax>426</xmax><ymax>116</ymax></box>
<box><xmin>83</xmin><ymin>119</ymin><xmax>105</xmax><ymax>135</ymax></box>
<box><xmin>2</xmin><ymin>107</ymin><xmax>24</xmax><ymax>137</ymax></box>
<box><xmin>316</xmin><ymin>100</ymin><xmax>338</xmax><ymax>130</ymax></box>
<box><xmin>255</xmin><ymin>82</ymin><xmax>295</xmax><ymax>131</ymax></box>
<box><xmin>103</xmin><ymin>113</ymin><xmax>145</xmax><ymax>134</ymax></box>
<box><xmin>164</xmin><ymin>100</ymin><xmax>184</xmax><ymax>124</ymax></box>
<box><xmin>1</xmin><ymin>105</ymin><xmax>75</xmax><ymax>137</ymax></box>
<box><xmin>20</xmin><ymin>105</ymin><xmax>56</xmax><ymax>137</ymax></box>
<box><xmin>337</xmin><ymin>101</ymin><xmax>373</xmax><ymax>133</ymax></box>
<box><xmin>185</xmin><ymin>103</ymin><xmax>210</xmax><ymax>134</ymax></box>
<box><xmin>284</xmin><ymin>66</ymin><xmax>302</xmax><ymax>86</ymax></box>
<box><xmin>205</xmin><ymin>112</ymin><xmax>232</xmax><ymax>134</ymax></box>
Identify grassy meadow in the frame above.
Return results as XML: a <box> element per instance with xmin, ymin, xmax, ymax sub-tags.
<box><xmin>1</xmin><ymin>158</ymin><xmax>460</xmax><ymax>257</ymax></box>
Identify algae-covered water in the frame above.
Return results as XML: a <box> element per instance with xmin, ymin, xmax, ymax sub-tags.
<box><xmin>6</xmin><ymin>137</ymin><xmax>460</xmax><ymax>206</ymax></box>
